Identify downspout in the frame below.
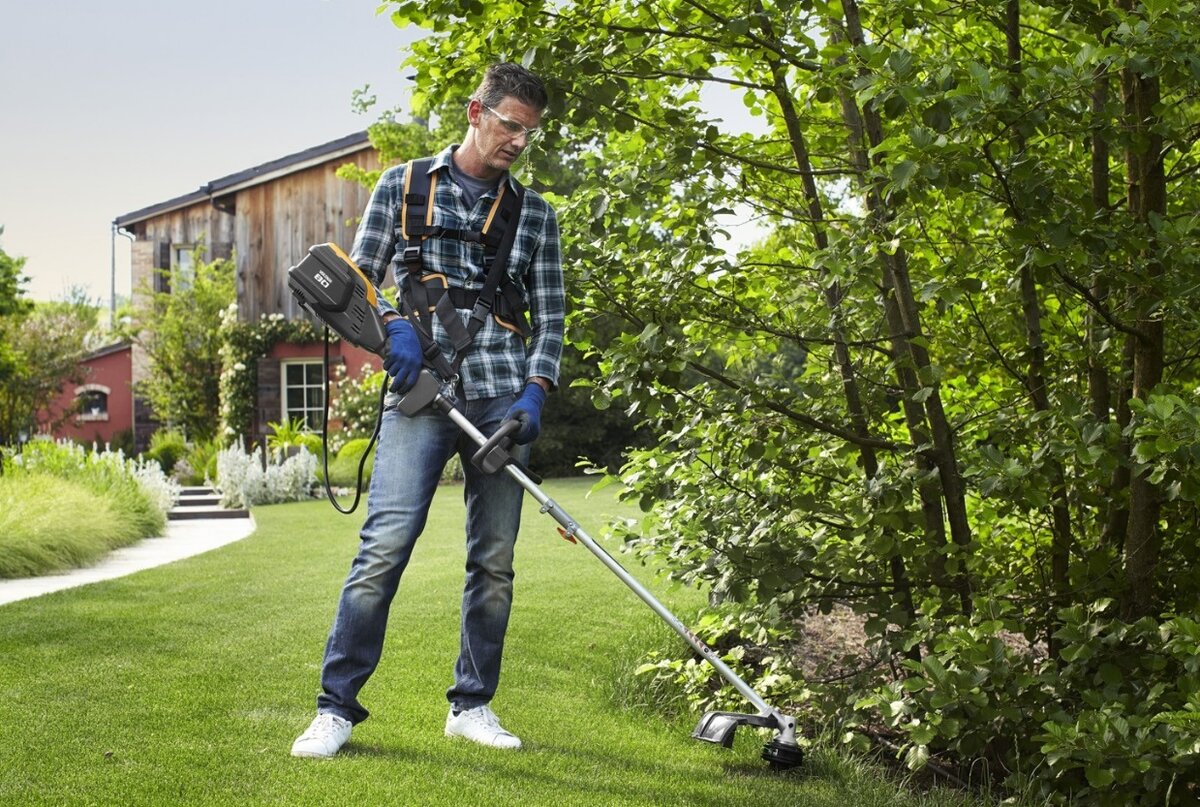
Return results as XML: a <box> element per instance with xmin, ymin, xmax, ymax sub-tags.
<box><xmin>110</xmin><ymin>222</ymin><xmax>135</xmax><ymax>329</ymax></box>
<box><xmin>110</xmin><ymin>222</ymin><xmax>136</xmax><ymax>453</ymax></box>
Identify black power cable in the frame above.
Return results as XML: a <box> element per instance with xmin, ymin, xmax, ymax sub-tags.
<box><xmin>317</xmin><ymin>326</ymin><xmax>387</xmax><ymax>514</ymax></box>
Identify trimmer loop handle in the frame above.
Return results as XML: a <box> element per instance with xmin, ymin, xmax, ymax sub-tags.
<box><xmin>472</xmin><ymin>418</ymin><xmax>522</xmax><ymax>475</ymax></box>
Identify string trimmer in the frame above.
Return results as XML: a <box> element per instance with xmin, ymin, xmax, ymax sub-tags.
<box><xmin>288</xmin><ymin>243</ymin><xmax>803</xmax><ymax>770</ymax></box>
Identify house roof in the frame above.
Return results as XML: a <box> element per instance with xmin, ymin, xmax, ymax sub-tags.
<box><xmin>113</xmin><ymin>131</ymin><xmax>372</xmax><ymax>228</ymax></box>
<box><xmin>82</xmin><ymin>341</ymin><xmax>132</xmax><ymax>362</ymax></box>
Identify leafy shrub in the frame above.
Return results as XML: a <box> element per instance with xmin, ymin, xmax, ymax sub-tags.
<box><xmin>329</xmin><ymin>363</ymin><xmax>386</xmax><ymax>444</ymax></box>
<box><xmin>181</xmin><ymin>438</ymin><xmax>221</xmax><ymax>486</ymax></box>
<box><xmin>216</xmin><ymin>444</ymin><xmax>317</xmax><ymax>508</ymax></box>
<box><xmin>109</xmin><ymin>428</ymin><xmax>135</xmax><ymax>457</ymax></box>
<box><xmin>266</xmin><ymin>418</ymin><xmax>312</xmax><ymax>461</ymax></box>
<box><xmin>321</xmin><ymin>437</ymin><xmax>375</xmax><ymax>490</ymax></box>
<box><xmin>842</xmin><ymin>600</ymin><xmax>1200</xmax><ymax>806</ymax></box>
<box><xmin>12</xmin><ymin>440</ymin><xmax>175</xmax><ymax>533</ymax></box>
<box><xmin>145</xmin><ymin>429</ymin><xmax>187</xmax><ymax>475</ymax></box>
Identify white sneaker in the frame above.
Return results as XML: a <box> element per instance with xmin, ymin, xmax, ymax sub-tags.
<box><xmin>291</xmin><ymin>713</ymin><xmax>352</xmax><ymax>758</ymax></box>
<box><xmin>445</xmin><ymin>705</ymin><xmax>522</xmax><ymax>749</ymax></box>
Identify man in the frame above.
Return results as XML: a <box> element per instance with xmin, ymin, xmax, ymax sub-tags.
<box><xmin>292</xmin><ymin>63</ymin><xmax>564</xmax><ymax>758</ymax></box>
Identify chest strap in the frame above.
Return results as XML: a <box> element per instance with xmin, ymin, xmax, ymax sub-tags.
<box><xmin>398</xmin><ymin>158</ymin><xmax>528</xmax><ymax>381</ymax></box>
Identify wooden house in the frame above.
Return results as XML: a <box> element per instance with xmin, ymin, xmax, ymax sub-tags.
<box><xmin>112</xmin><ymin>132</ymin><xmax>385</xmax><ymax>450</ymax></box>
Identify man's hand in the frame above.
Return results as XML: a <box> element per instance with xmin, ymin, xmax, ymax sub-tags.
<box><xmin>503</xmin><ymin>383</ymin><xmax>547</xmax><ymax>444</ymax></box>
<box><xmin>383</xmin><ymin>318</ymin><xmax>422</xmax><ymax>393</ymax></box>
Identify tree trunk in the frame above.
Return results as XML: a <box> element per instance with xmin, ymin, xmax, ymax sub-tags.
<box><xmin>759</xmin><ymin>41</ymin><xmax>920</xmax><ymax>635</ymax></box>
<box><xmin>1088</xmin><ymin>69</ymin><xmax>1113</xmax><ymax>424</ymax></box>
<box><xmin>1002</xmin><ymin>0</ymin><xmax>1073</xmax><ymax>656</ymax></box>
<box><xmin>839</xmin><ymin>0</ymin><xmax>974</xmax><ymax>614</ymax></box>
<box><xmin>1118</xmin><ymin>0</ymin><xmax>1167</xmax><ymax>618</ymax></box>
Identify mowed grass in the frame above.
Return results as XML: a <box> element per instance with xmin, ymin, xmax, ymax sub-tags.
<box><xmin>0</xmin><ymin>478</ymin><xmax>995</xmax><ymax>806</ymax></box>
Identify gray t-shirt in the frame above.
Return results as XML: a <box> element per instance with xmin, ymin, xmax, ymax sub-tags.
<box><xmin>448</xmin><ymin>159</ymin><xmax>499</xmax><ymax>210</ymax></box>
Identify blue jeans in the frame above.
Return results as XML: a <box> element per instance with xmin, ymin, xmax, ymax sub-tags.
<box><xmin>316</xmin><ymin>392</ymin><xmax>527</xmax><ymax>724</ymax></box>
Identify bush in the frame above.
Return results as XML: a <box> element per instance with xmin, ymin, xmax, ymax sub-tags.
<box><xmin>321</xmin><ymin>437</ymin><xmax>376</xmax><ymax>490</ymax></box>
<box><xmin>329</xmin><ymin>364</ymin><xmax>387</xmax><ymax>444</ymax></box>
<box><xmin>109</xmin><ymin>428</ymin><xmax>135</xmax><ymax>457</ymax></box>
<box><xmin>216</xmin><ymin>444</ymin><xmax>317</xmax><ymax>508</ymax></box>
<box><xmin>0</xmin><ymin>474</ymin><xmax>127</xmax><ymax>577</ymax></box>
<box><xmin>0</xmin><ymin>440</ymin><xmax>177</xmax><ymax>578</ymax></box>
<box><xmin>839</xmin><ymin>600</ymin><xmax>1200</xmax><ymax>806</ymax></box>
<box><xmin>13</xmin><ymin>440</ymin><xmax>175</xmax><ymax>532</ymax></box>
<box><xmin>145</xmin><ymin>429</ymin><xmax>187</xmax><ymax>475</ymax></box>
<box><xmin>181</xmin><ymin>438</ymin><xmax>221</xmax><ymax>486</ymax></box>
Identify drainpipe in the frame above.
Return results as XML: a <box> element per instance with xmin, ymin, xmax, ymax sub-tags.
<box><xmin>110</xmin><ymin>222</ymin><xmax>135</xmax><ymax>329</ymax></box>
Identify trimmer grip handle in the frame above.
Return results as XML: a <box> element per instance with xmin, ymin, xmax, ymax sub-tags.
<box><xmin>470</xmin><ymin>419</ymin><xmax>543</xmax><ymax>483</ymax></box>
<box><xmin>472</xmin><ymin>419</ymin><xmax>522</xmax><ymax>475</ymax></box>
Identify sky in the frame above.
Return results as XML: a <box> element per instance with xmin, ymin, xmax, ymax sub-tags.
<box><xmin>0</xmin><ymin>1</ymin><xmax>765</xmax><ymax>308</ymax></box>
<box><xmin>0</xmin><ymin>0</ymin><xmax>420</xmax><ymax>304</ymax></box>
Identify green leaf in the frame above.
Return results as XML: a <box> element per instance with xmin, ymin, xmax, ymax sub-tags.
<box><xmin>1085</xmin><ymin>765</ymin><xmax>1114</xmax><ymax>788</ymax></box>
<box><xmin>904</xmin><ymin>743</ymin><xmax>930</xmax><ymax>770</ymax></box>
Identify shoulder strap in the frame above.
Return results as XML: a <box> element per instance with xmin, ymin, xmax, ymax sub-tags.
<box><xmin>397</xmin><ymin>158</ymin><xmax>528</xmax><ymax>383</ymax></box>
<box><xmin>461</xmin><ymin>179</ymin><xmax>525</xmax><ymax>352</ymax></box>
<box><xmin>401</xmin><ymin>158</ymin><xmax>437</xmax><ymax>242</ymax></box>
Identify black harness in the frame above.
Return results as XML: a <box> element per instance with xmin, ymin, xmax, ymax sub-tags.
<box><xmin>398</xmin><ymin>157</ymin><xmax>529</xmax><ymax>382</ymax></box>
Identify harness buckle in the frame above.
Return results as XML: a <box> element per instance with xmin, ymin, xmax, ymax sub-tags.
<box><xmin>402</xmin><ymin>245</ymin><xmax>422</xmax><ymax>272</ymax></box>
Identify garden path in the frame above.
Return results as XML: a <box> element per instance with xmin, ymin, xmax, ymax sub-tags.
<box><xmin>0</xmin><ymin>516</ymin><xmax>256</xmax><ymax>606</ymax></box>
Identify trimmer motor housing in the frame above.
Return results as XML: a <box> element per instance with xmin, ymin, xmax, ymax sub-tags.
<box><xmin>287</xmin><ymin>243</ymin><xmax>388</xmax><ymax>356</ymax></box>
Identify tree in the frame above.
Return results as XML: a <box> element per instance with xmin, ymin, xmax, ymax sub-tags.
<box><xmin>377</xmin><ymin>1</ymin><xmax>1200</xmax><ymax>799</ymax></box>
<box><xmin>0</xmin><ymin>289</ymin><xmax>93</xmax><ymax>445</ymax></box>
<box><xmin>132</xmin><ymin>248</ymin><xmax>235</xmax><ymax>442</ymax></box>
<box><xmin>0</xmin><ymin>227</ymin><xmax>32</xmax><ymax>320</ymax></box>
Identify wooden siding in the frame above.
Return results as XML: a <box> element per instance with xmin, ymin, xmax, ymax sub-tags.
<box><xmin>235</xmin><ymin>149</ymin><xmax>379</xmax><ymax>321</ymax></box>
<box><xmin>130</xmin><ymin>204</ymin><xmax>236</xmax><ymax>265</ymax></box>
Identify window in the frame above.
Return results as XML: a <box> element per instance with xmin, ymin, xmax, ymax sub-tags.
<box><xmin>172</xmin><ymin>244</ymin><xmax>195</xmax><ymax>292</ymax></box>
<box><xmin>75</xmin><ymin>385</ymin><xmax>110</xmax><ymax>422</ymax></box>
<box><xmin>282</xmin><ymin>360</ymin><xmax>325</xmax><ymax>431</ymax></box>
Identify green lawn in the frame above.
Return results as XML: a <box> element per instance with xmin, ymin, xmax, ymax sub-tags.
<box><xmin>0</xmin><ymin>478</ymin><xmax>995</xmax><ymax>806</ymax></box>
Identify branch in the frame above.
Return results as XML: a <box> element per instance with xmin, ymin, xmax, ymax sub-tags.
<box><xmin>963</xmin><ymin>291</ymin><xmax>1028</xmax><ymax>390</ymax></box>
<box><xmin>686</xmin><ymin>360</ymin><xmax>907</xmax><ymax>451</ymax></box>
<box><xmin>1049</xmin><ymin>264</ymin><xmax>1143</xmax><ymax>339</ymax></box>
<box><xmin>676</xmin><ymin>0</ymin><xmax>820</xmax><ymax>73</ymax></box>
<box><xmin>702</xmin><ymin>139</ymin><xmax>857</xmax><ymax>179</ymax></box>
<box><xmin>603</xmin><ymin>66</ymin><xmax>773</xmax><ymax>92</ymax></box>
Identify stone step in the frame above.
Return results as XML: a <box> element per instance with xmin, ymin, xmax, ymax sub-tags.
<box><xmin>168</xmin><ymin>505</ymin><xmax>250</xmax><ymax>521</ymax></box>
<box><xmin>176</xmin><ymin>495</ymin><xmax>221</xmax><ymax>507</ymax></box>
<box><xmin>179</xmin><ymin>486</ymin><xmax>217</xmax><ymax>496</ymax></box>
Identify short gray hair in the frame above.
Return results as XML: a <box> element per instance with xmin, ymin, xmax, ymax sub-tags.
<box><xmin>473</xmin><ymin>63</ymin><xmax>548</xmax><ymax>111</ymax></box>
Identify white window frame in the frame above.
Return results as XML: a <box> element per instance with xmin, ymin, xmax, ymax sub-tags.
<box><xmin>75</xmin><ymin>383</ymin><xmax>111</xmax><ymax>422</ymax></box>
<box><xmin>172</xmin><ymin>244</ymin><xmax>196</xmax><ymax>292</ymax></box>
<box><xmin>280</xmin><ymin>359</ymin><xmax>325</xmax><ymax>431</ymax></box>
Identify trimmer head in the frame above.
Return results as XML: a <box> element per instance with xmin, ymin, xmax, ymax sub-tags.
<box><xmin>693</xmin><ymin>710</ymin><xmax>804</xmax><ymax>771</ymax></box>
<box><xmin>761</xmin><ymin>737</ymin><xmax>804</xmax><ymax>770</ymax></box>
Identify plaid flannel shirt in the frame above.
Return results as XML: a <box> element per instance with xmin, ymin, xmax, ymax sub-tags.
<box><xmin>350</xmin><ymin>146</ymin><xmax>565</xmax><ymax>400</ymax></box>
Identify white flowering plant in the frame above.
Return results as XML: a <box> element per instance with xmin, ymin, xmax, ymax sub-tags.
<box><xmin>216</xmin><ymin>444</ymin><xmax>318</xmax><ymax>508</ymax></box>
<box><xmin>329</xmin><ymin>362</ymin><xmax>388</xmax><ymax>444</ymax></box>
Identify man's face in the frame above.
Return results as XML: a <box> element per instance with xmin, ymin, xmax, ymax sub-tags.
<box><xmin>469</xmin><ymin>97</ymin><xmax>543</xmax><ymax>174</ymax></box>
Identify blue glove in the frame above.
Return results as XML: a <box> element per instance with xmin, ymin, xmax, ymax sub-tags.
<box><xmin>383</xmin><ymin>318</ymin><xmax>422</xmax><ymax>393</ymax></box>
<box><xmin>503</xmin><ymin>383</ymin><xmax>547</xmax><ymax>445</ymax></box>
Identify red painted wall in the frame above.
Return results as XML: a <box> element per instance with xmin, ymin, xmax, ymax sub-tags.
<box><xmin>43</xmin><ymin>344</ymin><xmax>134</xmax><ymax>447</ymax></box>
<box><xmin>266</xmin><ymin>340</ymin><xmax>380</xmax><ymax>377</ymax></box>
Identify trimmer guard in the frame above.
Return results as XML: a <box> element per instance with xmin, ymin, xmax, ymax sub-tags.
<box><xmin>693</xmin><ymin>711</ymin><xmax>777</xmax><ymax>747</ymax></box>
<box><xmin>694</xmin><ymin>710</ymin><xmax>804</xmax><ymax>770</ymax></box>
